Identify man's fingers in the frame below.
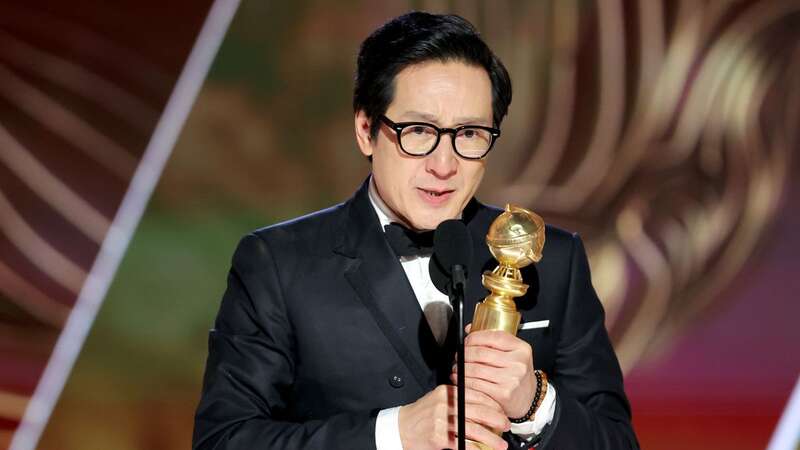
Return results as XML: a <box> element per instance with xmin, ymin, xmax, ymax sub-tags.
<box><xmin>461</xmin><ymin>346</ymin><xmax>509</xmax><ymax>368</ymax></box>
<box><xmin>452</xmin><ymin>362</ymin><xmax>509</xmax><ymax>385</ymax></box>
<box><xmin>457</xmin><ymin>359</ymin><xmax>531</xmax><ymax>383</ymax></box>
<box><xmin>444</xmin><ymin>384</ymin><xmax>500</xmax><ymax>404</ymax></box>
<box><xmin>402</xmin><ymin>384</ymin><xmax>512</xmax><ymax>450</ymax></box>
<box><xmin>461</xmin><ymin>376</ymin><xmax>511</xmax><ymax>406</ymax></box>
<box><xmin>462</xmin><ymin>386</ymin><xmax>503</xmax><ymax>412</ymax></box>
<box><xmin>443</xmin><ymin>386</ymin><xmax>507</xmax><ymax>428</ymax></box>
<box><xmin>465</xmin><ymin>329</ymin><xmax>524</xmax><ymax>351</ymax></box>
<box><xmin>457</xmin><ymin>421</ymin><xmax>508</xmax><ymax>450</ymax></box>
<box><xmin>464</xmin><ymin>402</ymin><xmax>511</xmax><ymax>431</ymax></box>
<box><xmin>446</xmin><ymin>419</ymin><xmax>509</xmax><ymax>450</ymax></box>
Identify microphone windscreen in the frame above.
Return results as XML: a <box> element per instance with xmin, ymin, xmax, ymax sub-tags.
<box><xmin>429</xmin><ymin>252</ymin><xmax>450</xmax><ymax>295</ymax></box>
<box><xmin>433</xmin><ymin>219</ymin><xmax>473</xmax><ymax>275</ymax></box>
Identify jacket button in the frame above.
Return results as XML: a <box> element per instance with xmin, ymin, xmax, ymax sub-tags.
<box><xmin>388</xmin><ymin>375</ymin><xmax>404</xmax><ymax>388</ymax></box>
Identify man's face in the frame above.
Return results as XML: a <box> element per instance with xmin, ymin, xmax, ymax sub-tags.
<box><xmin>355</xmin><ymin>61</ymin><xmax>494</xmax><ymax>230</ymax></box>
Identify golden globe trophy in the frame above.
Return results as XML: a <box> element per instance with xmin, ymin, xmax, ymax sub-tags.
<box><xmin>468</xmin><ymin>204</ymin><xmax>545</xmax><ymax>450</ymax></box>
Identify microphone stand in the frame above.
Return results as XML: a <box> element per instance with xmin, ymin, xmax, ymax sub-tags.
<box><xmin>451</xmin><ymin>265</ymin><xmax>467</xmax><ymax>450</ymax></box>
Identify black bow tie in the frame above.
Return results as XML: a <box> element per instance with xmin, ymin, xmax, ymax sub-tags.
<box><xmin>384</xmin><ymin>223</ymin><xmax>434</xmax><ymax>258</ymax></box>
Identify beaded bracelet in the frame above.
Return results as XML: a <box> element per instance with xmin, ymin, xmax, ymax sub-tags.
<box><xmin>538</xmin><ymin>371</ymin><xmax>549</xmax><ymax>410</ymax></box>
<box><xmin>509</xmin><ymin>370</ymin><xmax>547</xmax><ymax>424</ymax></box>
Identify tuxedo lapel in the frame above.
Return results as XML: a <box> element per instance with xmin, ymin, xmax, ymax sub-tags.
<box><xmin>337</xmin><ymin>180</ymin><xmax>440</xmax><ymax>394</ymax></box>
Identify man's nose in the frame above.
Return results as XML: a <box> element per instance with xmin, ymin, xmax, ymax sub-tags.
<box><xmin>425</xmin><ymin>134</ymin><xmax>458</xmax><ymax>179</ymax></box>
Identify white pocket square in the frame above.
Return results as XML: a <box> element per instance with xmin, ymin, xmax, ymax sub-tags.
<box><xmin>518</xmin><ymin>320</ymin><xmax>550</xmax><ymax>330</ymax></box>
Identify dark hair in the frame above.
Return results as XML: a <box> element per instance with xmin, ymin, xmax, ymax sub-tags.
<box><xmin>354</xmin><ymin>11</ymin><xmax>512</xmax><ymax>139</ymax></box>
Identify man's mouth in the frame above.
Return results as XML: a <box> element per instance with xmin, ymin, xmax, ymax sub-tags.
<box><xmin>419</xmin><ymin>188</ymin><xmax>454</xmax><ymax>197</ymax></box>
<box><xmin>417</xmin><ymin>188</ymin><xmax>455</xmax><ymax>204</ymax></box>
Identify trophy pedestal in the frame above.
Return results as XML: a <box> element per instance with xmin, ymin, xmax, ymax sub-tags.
<box><xmin>472</xmin><ymin>267</ymin><xmax>528</xmax><ymax>335</ymax></box>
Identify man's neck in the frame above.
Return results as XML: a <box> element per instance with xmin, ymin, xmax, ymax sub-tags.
<box><xmin>367</xmin><ymin>175</ymin><xmax>410</xmax><ymax>229</ymax></box>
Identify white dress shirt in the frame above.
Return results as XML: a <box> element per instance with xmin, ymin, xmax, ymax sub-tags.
<box><xmin>368</xmin><ymin>178</ymin><xmax>555</xmax><ymax>449</ymax></box>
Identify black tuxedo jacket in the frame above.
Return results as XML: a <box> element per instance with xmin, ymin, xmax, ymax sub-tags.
<box><xmin>193</xmin><ymin>179</ymin><xmax>638</xmax><ymax>449</ymax></box>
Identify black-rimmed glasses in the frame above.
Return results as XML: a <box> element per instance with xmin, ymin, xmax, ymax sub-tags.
<box><xmin>379</xmin><ymin>115</ymin><xmax>500</xmax><ymax>160</ymax></box>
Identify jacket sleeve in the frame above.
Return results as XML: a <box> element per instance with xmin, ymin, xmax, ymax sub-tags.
<box><xmin>192</xmin><ymin>233</ymin><xmax>377</xmax><ymax>450</ymax></box>
<box><xmin>517</xmin><ymin>234</ymin><xmax>639</xmax><ymax>450</ymax></box>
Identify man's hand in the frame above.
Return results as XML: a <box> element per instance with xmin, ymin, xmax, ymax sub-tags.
<box><xmin>398</xmin><ymin>384</ymin><xmax>510</xmax><ymax>450</ymax></box>
<box><xmin>451</xmin><ymin>327</ymin><xmax>537</xmax><ymax>419</ymax></box>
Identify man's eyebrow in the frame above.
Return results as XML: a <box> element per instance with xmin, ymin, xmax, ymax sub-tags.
<box><xmin>397</xmin><ymin>111</ymin><xmax>440</xmax><ymax>122</ymax></box>
<box><xmin>397</xmin><ymin>111</ymin><xmax>491</xmax><ymax>126</ymax></box>
<box><xmin>455</xmin><ymin>116</ymin><xmax>492</xmax><ymax>126</ymax></box>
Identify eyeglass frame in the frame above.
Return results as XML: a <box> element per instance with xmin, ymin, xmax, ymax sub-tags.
<box><xmin>378</xmin><ymin>115</ymin><xmax>501</xmax><ymax>160</ymax></box>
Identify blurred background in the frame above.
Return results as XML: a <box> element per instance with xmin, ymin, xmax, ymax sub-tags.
<box><xmin>1</xmin><ymin>1</ymin><xmax>799</xmax><ymax>449</ymax></box>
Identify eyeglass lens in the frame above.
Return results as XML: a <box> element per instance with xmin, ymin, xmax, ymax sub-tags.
<box><xmin>399</xmin><ymin>125</ymin><xmax>492</xmax><ymax>158</ymax></box>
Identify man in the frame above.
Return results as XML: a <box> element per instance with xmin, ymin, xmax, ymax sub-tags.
<box><xmin>193</xmin><ymin>11</ymin><xmax>638</xmax><ymax>450</ymax></box>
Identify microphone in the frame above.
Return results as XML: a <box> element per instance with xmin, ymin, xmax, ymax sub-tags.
<box><xmin>429</xmin><ymin>219</ymin><xmax>472</xmax><ymax>450</ymax></box>
<box><xmin>429</xmin><ymin>219</ymin><xmax>473</xmax><ymax>295</ymax></box>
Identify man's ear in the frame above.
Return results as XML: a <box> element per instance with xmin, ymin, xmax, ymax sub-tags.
<box><xmin>354</xmin><ymin>110</ymin><xmax>374</xmax><ymax>158</ymax></box>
